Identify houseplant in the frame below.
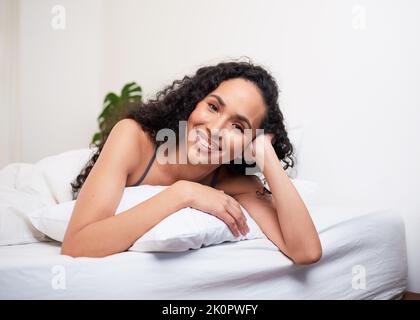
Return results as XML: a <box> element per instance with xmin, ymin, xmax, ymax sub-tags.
<box><xmin>90</xmin><ymin>82</ymin><xmax>142</xmax><ymax>148</ymax></box>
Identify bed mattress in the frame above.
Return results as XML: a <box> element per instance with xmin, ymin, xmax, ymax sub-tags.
<box><xmin>0</xmin><ymin>206</ymin><xmax>408</xmax><ymax>299</ymax></box>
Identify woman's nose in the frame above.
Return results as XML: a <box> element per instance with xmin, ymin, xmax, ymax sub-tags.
<box><xmin>207</xmin><ymin>115</ymin><xmax>227</xmax><ymax>133</ymax></box>
<box><xmin>206</xmin><ymin>120</ymin><xmax>225</xmax><ymax>144</ymax></box>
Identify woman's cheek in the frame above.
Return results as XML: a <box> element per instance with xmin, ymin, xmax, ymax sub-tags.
<box><xmin>195</xmin><ymin>105</ymin><xmax>211</xmax><ymax>120</ymax></box>
<box><xmin>189</xmin><ymin>106</ymin><xmax>206</xmax><ymax>123</ymax></box>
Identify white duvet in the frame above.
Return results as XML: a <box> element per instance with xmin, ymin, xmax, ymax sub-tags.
<box><xmin>0</xmin><ymin>207</ymin><xmax>408</xmax><ymax>299</ymax></box>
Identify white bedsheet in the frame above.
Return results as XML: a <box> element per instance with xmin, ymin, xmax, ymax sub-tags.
<box><xmin>0</xmin><ymin>206</ymin><xmax>408</xmax><ymax>300</ymax></box>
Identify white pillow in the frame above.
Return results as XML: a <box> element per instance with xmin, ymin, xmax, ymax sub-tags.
<box><xmin>0</xmin><ymin>147</ymin><xmax>98</xmax><ymax>246</ymax></box>
<box><xmin>34</xmin><ymin>148</ymin><xmax>96</xmax><ymax>203</ymax></box>
<box><xmin>0</xmin><ymin>164</ymin><xmax>57</xmax><ymax>245</ymax></box>
<box><xmin>27</xmin><ymin>185</ymin><xmax>267</xmax><ymax>253</ymax></box>
<box><xmin>0</xmin><ymin>186</ymin><xmax>56</xmax><ymax>245</ymax></box>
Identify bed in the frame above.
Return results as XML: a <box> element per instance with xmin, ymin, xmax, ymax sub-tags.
<box><xmin>0</xmin><ymin>148</ymin><xmax>409</xmax><ymax>299</ymax></box>
<box><xmin>0</xmin><ymin>205</ymin><xmax>408</xmax><ymax>299</ymax></box>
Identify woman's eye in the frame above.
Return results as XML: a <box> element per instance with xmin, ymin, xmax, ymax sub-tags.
<box><xmin>208</xmin><ymin>103</ymin><xmax>218</xmax><ymax>112</ymax></box>
<box><xmin>232</xmin><ymin>124</ymin><xmax>244</xmax><ymax>133</ymax></box>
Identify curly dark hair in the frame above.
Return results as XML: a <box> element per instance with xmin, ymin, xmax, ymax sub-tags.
<box><xmin>71</xmin><ymin>58</ymin><xmax>296</xmax><ymax>200</ymax></box>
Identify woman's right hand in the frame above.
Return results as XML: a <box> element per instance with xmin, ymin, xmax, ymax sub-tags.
<box><xmin>174</xmin><ymin>180</ymin><xmax>250</xmax><ymax>237</ymax></box>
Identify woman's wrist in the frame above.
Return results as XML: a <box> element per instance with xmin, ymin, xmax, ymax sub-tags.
<box><xmin>170</xmin><ymin>180</ymin><xmax>194</xmax><ymax>209</ymax></box>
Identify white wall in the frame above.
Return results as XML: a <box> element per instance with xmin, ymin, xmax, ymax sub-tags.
<box><xmin>17</xmin><ymin>0</ymin><xmax>103</xmax><ymax>163</ymax></box>
<box><xmin>277</xmin><ymin>0</ymin><xmax>420</xmax><ymax>292</ymax></box>
<box><xmin>2</xmin><ymin>0</ymin><xmax>420</xmax><ymax>291</ymax></box>
<box><xmin>0</xmin><ymin>0</ymin><xmax>19</xmax><ymax>167</ymax></box>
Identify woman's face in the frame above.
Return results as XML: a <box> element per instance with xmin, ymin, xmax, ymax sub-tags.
<box><xmin>186</xmin><ymin>78</ymin><xmax>266</xmax><ymax>165</ymax></box>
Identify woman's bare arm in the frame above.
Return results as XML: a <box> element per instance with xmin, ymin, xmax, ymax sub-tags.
<box><xmin>261</xmin><ymin>150</ymin><xmax>321</xmax><ymax>264</ymax></box>
<box><xmin>239</xmin><ymin>136</ymin><xmax>322</xmax><ymax>264</ymax></box>
<box><xmin>61</xmin><ymin>182</ymin><xmax>188</xmax><ymax>257</ymax></box>
<box><xmin>215</xmin><ymin>135</ymin><xmax>322</xmax><ymax>265</ymax></box>
<box><xmin>61</xmin><ymin>119</ymin><xmax>188</xmax><ymax>258</ymax></box>
<box><xmin>215</xmin><ymin>171</ymin><xmax>321</xmax><ymax>265</ymax></box>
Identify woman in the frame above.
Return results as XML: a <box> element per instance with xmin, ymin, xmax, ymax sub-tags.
<box><xmin>62</xmin><ymin>60</ymin><xmax>322</xmax><ymax>263</ymax></box>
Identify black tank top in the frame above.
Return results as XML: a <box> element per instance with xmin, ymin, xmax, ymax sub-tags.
<box><xmin>129</xmin><ymin>145</ymin><xmax>222</xmax><ymax>188</ymax></box>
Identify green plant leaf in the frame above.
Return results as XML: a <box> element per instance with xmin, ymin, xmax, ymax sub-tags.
<box><xmin>121</xmin><ymin>82</ymin><xmax>142</xmax><ymax>100</ymax></box>
<box><xmin>98</xmin><ymin>93</ymin><xmax>120</xmax><ymax>120</ymax></box>
<box><xmin>91</xmin><ymin>82</ymin><xmax>143</xmax><ymax>146</ymax></box>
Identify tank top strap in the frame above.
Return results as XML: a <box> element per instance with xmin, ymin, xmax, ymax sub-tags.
<box><xmin>130</xmin><ymin>145</ymin><xmax>158</xmax><ymax>187</ymax></box>
<box><xmin>210</xmin><ymin>166</ymin><xmax>222</xmax><ymax>188</ymax></box>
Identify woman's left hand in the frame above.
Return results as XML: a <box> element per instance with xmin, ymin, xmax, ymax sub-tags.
<box><xmin>243</xmin><ymin>132</ymin><xmax>275</xmax><ymax>164</ymax></box>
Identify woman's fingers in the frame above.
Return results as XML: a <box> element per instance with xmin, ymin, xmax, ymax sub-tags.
<box><xmin>227</xmin><ymin>205</ymin><xmax>248</xmax><ymax>236</ymax></box>
<box><xmin>207</xmin><ymin>188</ymin><xmax>249</xmax><ymax>237</ymax></box>
<box><xmin>226</xmin><ymin>198</ymin><xmax>249</xmax><ymax>235</ymax></box>
<box><xmin>219</xmin><ymin>211</ymin><xmax>240</xmax><ymax>237</ymax></box>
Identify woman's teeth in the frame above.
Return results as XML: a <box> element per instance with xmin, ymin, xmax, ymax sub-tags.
<box><xmin>197</xmin><ymin>136</ymin><xmax>218</xmax><ymax>152</ymax></box>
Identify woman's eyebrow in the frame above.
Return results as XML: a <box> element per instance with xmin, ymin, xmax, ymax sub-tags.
<box><xmin>209</xmin><ymin>94</ymin><xmax>226</xmax><ymax>107</ymax></box>
<box><xmin>234</xmin><ymin>113</ymin><xmax>252</xmax><ymax>129</ymax></box>
<box><xmin>209</xmin><ymin>94</ymin><xmax>252</xmax><ymax>129</ymax></box>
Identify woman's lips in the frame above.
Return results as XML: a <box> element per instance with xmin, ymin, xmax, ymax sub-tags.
<box><xmin>195</xmin><ymin>130</ymin><xmax>221</xmax><ymax>151</ymax></box>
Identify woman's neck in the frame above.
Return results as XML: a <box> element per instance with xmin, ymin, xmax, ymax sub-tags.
<box><xmin>154</xmin><ymin>140</ymin><xmax>219</xmax><ymax>185</ymax></box>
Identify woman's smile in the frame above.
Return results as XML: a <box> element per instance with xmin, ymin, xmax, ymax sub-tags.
<box><xmin>194</xmin><ymin>129</ymin><xmax>221</xmax><ymax>153</ymax></box>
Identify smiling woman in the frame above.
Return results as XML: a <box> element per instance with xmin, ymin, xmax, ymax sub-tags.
<box><xmin>63</xmin><ymin>58</ymin><xmax>321</xmax><ymax>262</ymax></box>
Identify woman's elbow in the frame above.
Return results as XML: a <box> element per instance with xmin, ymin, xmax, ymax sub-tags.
<box><xmin>291</xmin><ymin>246</ymin><xmax>323</xmax><ymax>265</ymax></box>
<box><xmin>61</xmin><ymin>241</ymin><xmax>78</xmax><ymax>257</ymax></box>
<box><xmin>61</xmin><ymin>234</ymin><xmax>83</xmax><ymax>258</ymax></box>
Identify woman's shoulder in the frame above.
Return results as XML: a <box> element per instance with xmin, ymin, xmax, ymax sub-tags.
<box><xmin>214</xmin><ymin>166</ymin><xmax>263</xmax><ymax>196</ymax></box>
<box><xmin>117</xmin><ymin>118</ymin><xmax>150</xmax><ymax>142</ymax></box>
<box><xmin>113</xmin><ymin>118</ymin><xmax>155</xmax><ymax>173</ymax></box>
<box><xmin>119</xmin><ymin>118</ymin><xmax>155</xmax><ymax>147</ymax></box>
